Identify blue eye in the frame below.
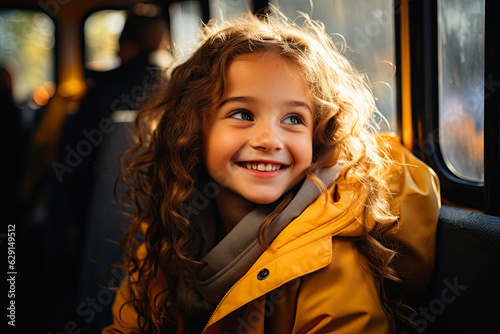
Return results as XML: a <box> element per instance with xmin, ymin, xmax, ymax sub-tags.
<box><xmin>283</xmin><ymin>115</ymin><xmax>303</xmax><ymax>125</ymax></box>
<box><xmin>230</xmin><ymin>111</ymin><xmax>253</xmax><ymax>121</ymax></box>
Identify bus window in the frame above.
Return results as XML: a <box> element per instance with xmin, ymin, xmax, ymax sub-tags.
<box><xmin>0</xmin><ymin>9</ymin><xmax>55</xmax><ymax>111</ymax></box>
<box><xmin>169</xmin><ymin>1</ymin><xmax>203</xmax><ymax>63</ymax></box>
<box><xmin>210</xmin><ymin>0</ymin><xmax>252</xmax><ymax>20</ymax></box>
<box><xmin>438</xmin><ymin>0</ymin><xmax>485</xmax><ymax>182</ymax></box>
<box><xmin>271</xmin><ymin>0</ymin><xmax>397</xmax><ymax>133</ymax></box>
<box><xmin>84</xmin><ymin>4</ymin><xmax>171</xmax><ymax>74</ymax></box>
<box><xmin>84</xmin><ymin>10</ymin><xmax>127</xmax><ymax>71</ymax></box>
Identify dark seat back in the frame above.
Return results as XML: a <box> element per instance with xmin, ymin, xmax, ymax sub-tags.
<box><xmin>397</xmin><ymin>205</ymin><xmax>500</xmax><ymax>333</ymax></box>
<box><xmin>78</xmin><ymin>110</ymin><xmax>136</xmax><ymax>333</ymax></box>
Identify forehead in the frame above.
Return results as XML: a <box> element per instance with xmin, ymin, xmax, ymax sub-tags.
<box><xmin>228</xmin><ymin>52</ymin><xmax>299</xmax><ymax>77</ymax></box>
<box><xmin>224</xmin><ymin>53</ymin><xmax>309</xmax><ymax>100</ymax></box>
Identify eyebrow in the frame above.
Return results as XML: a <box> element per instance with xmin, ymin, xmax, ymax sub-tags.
<box><xmin>219</xmin><ymin>96</ymin><xmax>312</xmax><ymax>112</ymax></box>
<box><xmin>219</xmin><ymin>96</ymin><xmax>255</xmax><ymax>108</ymax></box>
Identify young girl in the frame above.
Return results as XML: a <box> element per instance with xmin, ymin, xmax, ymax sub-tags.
<box><xmin>103</xmin><ymin>10</ymin><xmax>440</xmax><ymax>334</ymax></box>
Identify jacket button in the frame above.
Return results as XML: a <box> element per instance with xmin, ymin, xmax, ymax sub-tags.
<box><xmin>257</xmin><ymin>268</ymin><xmax>269</xmax><ymax>280</ymax></box>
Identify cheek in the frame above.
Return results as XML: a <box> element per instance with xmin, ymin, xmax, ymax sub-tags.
<box><xmin>291</xmin><ymin>133</ymin><xmax>314</xmax><ymax>168</ymax></box>
<box><xmin>204</xmin><ymin>128</ymin><xmax>240</xmax><ymax>168</ymax></box>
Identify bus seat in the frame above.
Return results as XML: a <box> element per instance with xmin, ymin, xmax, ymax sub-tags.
<box><xmin>78</xmin><ymin>110</ymin><xmax>136</xmax><ymax>333</ymax></box>
<box><xmin>397</xmin><ymin>205</ymin><xmax>500</xmax><ymax>334</ymax></box>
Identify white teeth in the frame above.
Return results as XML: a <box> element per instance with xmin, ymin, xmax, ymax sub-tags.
<box><xmin>239</xmin><ymin>162</ymin><xmax>283</xmax><ymax>171</ymax></box>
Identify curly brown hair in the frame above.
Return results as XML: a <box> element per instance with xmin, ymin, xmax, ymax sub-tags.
<box><xmin>117</xmin><ymin>10</ymin><xmax>402</xmax><ymax>333</ymax></box>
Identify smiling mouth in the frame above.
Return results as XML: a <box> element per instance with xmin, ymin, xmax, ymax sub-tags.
<box><xmin>235</xmin><ymin>162</ymin><xmax>286</xmax><ymax>172</ymax></box>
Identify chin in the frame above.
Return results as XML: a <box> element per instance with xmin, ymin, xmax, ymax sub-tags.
<box><xmin>251</xmin><ymin>198</ymin><xmax>279</xmax><ymax>205</ymax></box>
<box><xmin>244</xmin><ymin>193</ymin><xmax>283</xmax><ymax>205</ymax></box>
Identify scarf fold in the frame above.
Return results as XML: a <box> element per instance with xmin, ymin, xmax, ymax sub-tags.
<box><xmin>177</xmin><ymin>165</ymin><xmax>342</xmax><ymax>325</ymax></box>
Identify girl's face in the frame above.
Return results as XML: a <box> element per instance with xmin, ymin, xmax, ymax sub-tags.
<box><xmin>204</xmin><ymin>54</ymin><xmax>314</xmax><ymax>205</ymax></box>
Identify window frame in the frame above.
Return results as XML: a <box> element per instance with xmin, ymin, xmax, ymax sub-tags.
<box><xmin>408</xmin><ymin>0</ymin><xmax>500</xmax><ymax>215</ymax></box>
<box><xmin>484</xmin><ymin>0</ymin><xmax>500</xmax><ymax>216</ymax></box>
<box><xmin>394</xmin><ymin>0</ymin><xmax>406</xmax><ymax>140</ymax></box>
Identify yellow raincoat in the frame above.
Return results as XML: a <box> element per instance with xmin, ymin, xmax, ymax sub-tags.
<box><xmin>103</xmin><ymin>134</ymin><xmax>440</xmax><ymax>333</ymax></box>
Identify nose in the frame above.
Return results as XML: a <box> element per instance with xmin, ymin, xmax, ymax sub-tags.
<box><xmin>249</xmin><ymin>123</ymin><xmax>283</xmax><ymax>152</ymax></box>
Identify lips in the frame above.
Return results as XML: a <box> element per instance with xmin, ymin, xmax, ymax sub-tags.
<box><xmin>236</xmin><ymin>161</ymin><xmax>286</xmax><ymax>172</ymax></box>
